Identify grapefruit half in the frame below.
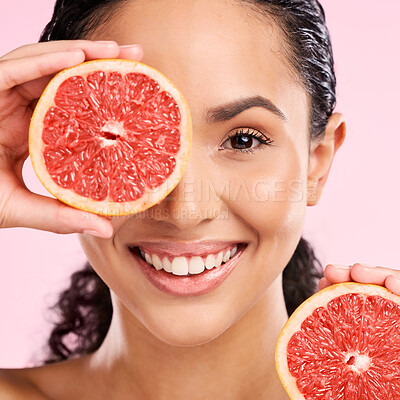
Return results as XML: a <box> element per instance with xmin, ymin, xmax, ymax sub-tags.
<box><xmin>29</xmin><ymin>59</ymin><xmax>192</xmax><ymax>216</ymax></box>
<box><xmin>276</xmin><ymin>282</ymin><xmax>400</xmax><ymax>399</ymax></box>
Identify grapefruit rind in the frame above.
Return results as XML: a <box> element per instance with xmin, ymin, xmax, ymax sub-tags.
<box><xmin>29</xmin><ymin>59</ymin><xmax>192</xmax><ymax>216</ymax></box>
<box><xmin>275</xmin><ymin>282</ymin><xmax>400</xmax><ymax>400</ymax></box>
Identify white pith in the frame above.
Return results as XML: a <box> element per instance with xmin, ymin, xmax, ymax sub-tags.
<box><xmin>344</xmin><ymin>352</ymin><xmax>371</xmax><ymax>373</ymax></box>
<box><xmin>139</xmin><ymin>245</ymin><xmax>238</xmax><ymax>275</ymax></box>
<box><xmin>100</xmin><ymin>120</ymin><xmax>126</xmax><ymax>146</ymax></box>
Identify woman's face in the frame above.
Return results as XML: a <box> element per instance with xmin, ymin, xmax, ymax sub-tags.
<box><xmin>79</xmin><ymin>0</ymin><xmax>311</xmax><ymax>345</ymax></box>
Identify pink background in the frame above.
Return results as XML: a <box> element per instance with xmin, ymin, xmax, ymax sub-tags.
<box><xmin>0</xmin><ymin>0</ymin><xmax>399</xmax><ymax>367</ymax></box>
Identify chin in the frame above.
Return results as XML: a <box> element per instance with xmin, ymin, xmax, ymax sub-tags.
<box><xmin>137</xmin><ymin>304</ymin><xmax>238</xmax><ymax>347</ymax></box>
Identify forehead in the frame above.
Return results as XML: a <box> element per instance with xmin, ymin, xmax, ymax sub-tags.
<box><xmin>91</xmin><ymin>0</ymin><xmax>308</xmax><ymax>128</ymax></box>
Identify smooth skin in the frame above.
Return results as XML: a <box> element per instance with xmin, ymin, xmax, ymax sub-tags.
<box><xmin>0</xmin><ymin>1</ymin><xmax>399</xmax><ymax>399</ymax></box>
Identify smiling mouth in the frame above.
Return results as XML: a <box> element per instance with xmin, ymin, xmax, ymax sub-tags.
<box><xmin>129</xmin><ymin>243</ymin><xmax>247</xmax><ymax>277</ymax></box>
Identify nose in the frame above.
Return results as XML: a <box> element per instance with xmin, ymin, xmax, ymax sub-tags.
<box><xmin>145</xmin><ymin>148</ymin><xmax>225</xmax><ymax>230</ymax></box>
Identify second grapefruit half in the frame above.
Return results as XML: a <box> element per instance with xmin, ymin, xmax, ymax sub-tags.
<box><xmin>276</xmin><ymin>282</ymin><xmax>400</xmax><ymax>399</ymax></box>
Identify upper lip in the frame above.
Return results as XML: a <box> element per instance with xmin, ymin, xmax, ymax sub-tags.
<box><xmin>128</xmin><ymin>240</ymin><xmax>246</xmax><ymax>257</ymax></box>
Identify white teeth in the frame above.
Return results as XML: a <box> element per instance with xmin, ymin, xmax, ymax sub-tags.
<box><xmin>205</xmin><ymin>254</ymin><xmax>216</xmax><ymax>270</ymax></box>
<box><xmin>152</xmin><ymin>254</ymin><xmax>163</xmax><ymax>270</ymax></box>
<box><xmin>138</xmin><ymin>245</ymin><xmax>241</xmax><ymax>275</ymax></box>
<box><xmin>189</xmin><ymin>256</ymin><xmax>205</xmax><ymax>274</ymax></box>
<box><xmin>171</xmin><ymin>257</ymin><xmax>189</xmax><ymax>275</ymax></box>
<box><xmin>145</xmin><ymin>252</ymin><xmax>152</xmax><ymax>264</ymax></box>
<box><xmin>222</xmin><ymin>250</ymin><xmax>231</xmax><ymax>263</ymax></box>
<box><xmin>162</xmin><ymin>256</ymin><xmax>172</xmax><ymax>272</ymax></box>
<box><xmin>215</xmin><ymin>251</ymin><xmax>223</xmax><ymax>268</ymax></box>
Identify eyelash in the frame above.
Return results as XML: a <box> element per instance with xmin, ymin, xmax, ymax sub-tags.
<box><xmin>223</xmin><ymin>128</ymin><xmax>274</xmax><ymax>154</ymax></box>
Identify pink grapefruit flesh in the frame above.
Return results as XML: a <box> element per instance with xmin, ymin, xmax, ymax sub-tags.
<box><xmin>276</xmin><ymin>282</ymin><xmax>400</xmax><ymax>399</ymax></box>
<box><xmin>29</xmin><ymin>59</ymin><xmax>192</xmax><ymax>216</ymax></box>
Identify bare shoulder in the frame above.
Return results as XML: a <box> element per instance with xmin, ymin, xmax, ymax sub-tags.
<box><xmin>0</xmin><ymin>356</ymin><xmax>90</xmax><ymax>400</ymax></box>
<box><xmin>0</xmin><ymin>368</ymin><xmax>48</xmax><ymax>399</ymax></box>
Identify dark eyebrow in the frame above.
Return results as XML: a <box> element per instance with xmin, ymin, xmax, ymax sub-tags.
<box><xmin>205</xmin><ymin>95</ymin><xmax>287</xmax><ymax>124</ymax></box>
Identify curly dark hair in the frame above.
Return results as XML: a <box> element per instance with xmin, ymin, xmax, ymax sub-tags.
<box><xmin>36</xmin><ymin>0</ymin><xmax>334</xmax><ymax>365</ymax></box>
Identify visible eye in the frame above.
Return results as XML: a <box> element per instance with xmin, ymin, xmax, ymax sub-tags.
<box><xmin>220</xmin><ymin>128</ymin><xmax>274</xmax><ymax>154</ymax></box>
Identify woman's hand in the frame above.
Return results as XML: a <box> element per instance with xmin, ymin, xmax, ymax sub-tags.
<box><xmin>0</xmin><ymin>40</ymin><xmax>143</xmax><ymax>237</ymax></box>
<box><xmin>319</xmin><ymin>263</ymin><xmax>400</xmax><ymax>296</ymax></box>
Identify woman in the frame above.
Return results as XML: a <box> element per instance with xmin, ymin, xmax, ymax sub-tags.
<box><xmin>0</xmin><ymin>0</ymin><xmax>399</xmax><ymax>398</ymax></box>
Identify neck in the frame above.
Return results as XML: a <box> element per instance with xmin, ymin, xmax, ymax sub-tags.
<box><xmin>85</xmin><ymin>275</ymin><xmax>290</xmax><ymax>400</ymax></box>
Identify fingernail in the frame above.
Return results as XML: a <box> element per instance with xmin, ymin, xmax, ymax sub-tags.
<box><xmin>83</xmin><ymin>229</ymin><xmax>110</xmax><ymax>238</ymax></box>
<box><xmin>387</xmin><ymin>275</ymin><xmax>400</xmax><ymax>284</ymax></box>
<box><xmin>331</xmin><ymin>264</ymin><xmax>352</xmax><ymax>270</ymax></box>
<box><xmin>356</xmin><ymin>263</ymin><xmax>378</xmax><ymax>269</ymax></box>
<box><xmin>119</xmin><ymin>44</ymin><xmax>141</xmax><ymax>49</ymax></box>
<box><xmin>95</xmin><ymin>40</ymin><xmax>117</xmax><ymax>44</ymax></box>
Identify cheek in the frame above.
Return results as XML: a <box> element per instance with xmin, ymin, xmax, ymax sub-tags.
<box><xmin>77</xmin><ymin>234</ymin><xmax>120</xmax><ymax>285</ymax></box>
<box><xmin>221</xmin><ymin>147</ymin><xmax>307</xmax><ymax>236</ymax></box>
<box><xmin>217</xmin><ymin>141</ymin><xmax>308</xmax><ymax>278</ymax></box>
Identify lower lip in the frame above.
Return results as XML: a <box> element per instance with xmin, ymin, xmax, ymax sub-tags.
<box><xmin>129</xmin><ymin>245</ymin><xmax>246</xmax><ymax>297</ymax></box>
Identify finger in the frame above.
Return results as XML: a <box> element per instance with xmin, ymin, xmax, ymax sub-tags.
<box><xmin>384</xmin><ymin>275</ymin><xmax>400</xmax><ymax>296</ymax></box>
<box><xmin>13</xmin><ymin>45</ymin><xmax>144</xmax><ymax>101</ymax></box>
<box><xmin>1</xmin><ymin>40</ymin><xmax>119</xmax><ymax>61</ymax></box>
<box><xmin>0</xmin><ymin>50</ymin><xmax>86</xmax><ymax>92</ymax></box>
<box><xmin>350</xmin><ymin>263</ymin><xmax>399</xmax><ymax>286</ymax></box>
<box><xmin>318</xmin><ymin>277</ymin><xmax>332</xmax><ymax>291</ymax></box>
<box><xmin>324</xmin><ymin>264</ymin><xmax>353</xmax><ymax>284</ymax></box>
<box><xmin>17</xmin><ymin>76</ymin><xmax>57</xmax><ymax>104</ymax></box>
<box><xmin>118</xmin><ymin>44</ymin><xmax>144</xmax><ymax>61</ymax></box>
<box><xmin>5</xmin><ymin>186</ymin><xmax>113</xmax><ymax>237</ymax></box>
